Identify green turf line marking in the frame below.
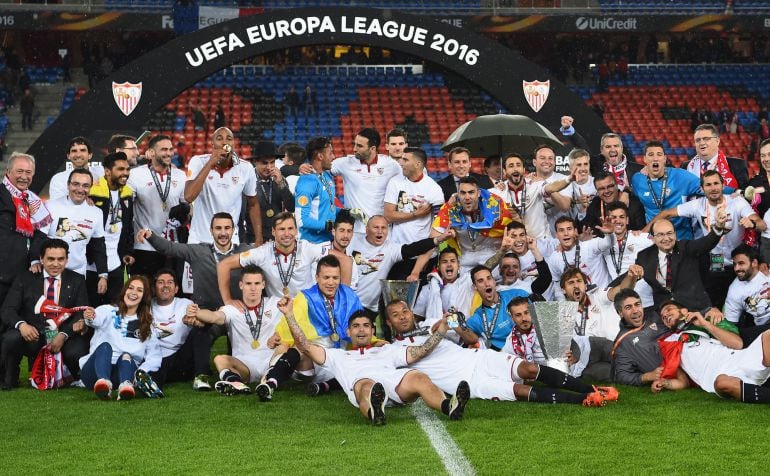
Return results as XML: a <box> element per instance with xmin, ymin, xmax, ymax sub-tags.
<box><xmin>411</xmin><ymin>400</ymin><xmax>476</xmax><ymax>476</ymax></box>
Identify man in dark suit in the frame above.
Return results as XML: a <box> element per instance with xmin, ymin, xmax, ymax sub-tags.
<box><xmin>1</xmin><ymin>239</ymin><xmax>90</xmax><ymax>389</ymax></box>
<box><xmin>437</xmin><ymin>147</ymin><xmax>494</xmax><ymax>201</ymax></box>
<box><xmin>617</xmin><ymin>217</ymin><xmax>725</xmax><ymax>319</ymax></box>
<box><xmin>681</xmin><ymin>123</ymin><xmax>748</xmax><ymax>191</ymax></box>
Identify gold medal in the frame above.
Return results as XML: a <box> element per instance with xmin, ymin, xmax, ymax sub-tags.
<box><xmin>162</xmin><ymin>202</ymin><xmax>168</xmax><ymax>211</ymax></box>
<box><xmin>282</xmin><ymin>286</ymin><xmax>289</xmax><ymax>296</ymax></box>
<box><xmin>251</xmin><ymin>339</ymin><xmax>260</xmax><ymax>349</ymax></box>
<box><xmin>266</xmin><ymin>209</ymin><xmax>274</xmax><ymax>218</ymax></box>
<box><xmin>330</xmin><ymin>333</ymin><xmax>339</xmax><ymax>342</ymax></box>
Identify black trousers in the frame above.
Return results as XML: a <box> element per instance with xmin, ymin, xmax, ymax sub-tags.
<box><xmin>1</xmin><ymin>328</ymin><xmax>91</xmax><ymax>386</ymax></box>
<box><xmin>704</xmin><ymin>266</ymin><xmax>735</xmax><ymax>311</ymax></box>
<box><xmin>130</xmin><ymin>250</ymin><xmax>168</xmax><ymax>280</ymax></box>
<box><xmin>189</xmin><ymin>324</ymin><xmax>229</xmax><ymax>377</ymax></box>
<box><xmin>86</xmin><ymin>267</ymin><xmax>124</xmax><ymax>307</ymax></box>
<box><xmin>151</xmin><ymin>335</ymin><xmax>196</xmax><ymax>388</ymax></box>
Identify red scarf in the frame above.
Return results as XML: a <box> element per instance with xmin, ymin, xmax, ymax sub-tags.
<box><xmin>689</xmin><ymin>150</ymin><xmax>738</xmax><ymax>190</ymax></box>
<box><xmin>3</xmin><ymin>176</ymin><xmax>51</xmax><ymax>237</ymax></box>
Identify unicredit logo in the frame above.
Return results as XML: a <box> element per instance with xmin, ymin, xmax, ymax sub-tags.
<box><xmin>575</xmin><ymin>17</ymin><xmax>638</xmax><ymax>31</ymax></box>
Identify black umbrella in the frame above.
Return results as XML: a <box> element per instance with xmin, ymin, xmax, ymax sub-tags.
<box><xmin>441</xmin><ymin>114</ymin><xmax>563</xmax><ymax>157</ymax></box>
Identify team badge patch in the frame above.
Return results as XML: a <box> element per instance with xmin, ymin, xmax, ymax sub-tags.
<box><xmin>522</xmin><ymin>80</ymin><xmax>550</xmax><ymax>113</ymax></box>
<box><xmin>298</xmin><ymin>195</ymin><xmax>309</xmax><ymax>206</ymax></box>
<box><xmin>232</xmin><ymin>176</ymin><xmax>240</xmax><ymax>185</ymax></box>
<box><xmin>377</xmin><ymin>167</ymin><xmax>384</xmax><ymax>175</ymax></box>
<box><xmin>112</xmin><ymin>81</ymin><xmax>142</xmax><ymax>116</ymax></box>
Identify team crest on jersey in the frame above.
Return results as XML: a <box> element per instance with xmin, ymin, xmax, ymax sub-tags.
<box><xmin>297</xmin><ymin>195</ymin><xmax>309</xmax><ymax>207</ymax></box>
<box><xmin>232</xmin><ymin>176</ymin><xmax>240</xmax><ymax>185</ymax></box>
<box><xmin>649</xmin><ymin>323</ymin><xmax>658</xmax><ymax>331</ymax></box>
<box><xmin>112</xmin><ymin>81</ymin><xmax>142</xmax><ymax>116</ymax></box>
<box><xmin>377</xmin><ymin>167</ymin><xmax>384</xmax><ymax>175</ymax></box>
<box><xmin>264</xmin><ymin>310</ymin><xmax>272</xmax><ymax>318</ymax></box>
<box><xmin>522</xmin><ymin>80</ymin><xmax>549</xmax><ymax>113</ymax></box>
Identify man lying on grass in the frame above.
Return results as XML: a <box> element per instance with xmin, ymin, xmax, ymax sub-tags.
<box><xmin>385</xmin><ymin>299</ymin><xmax>619</xmax><ymax>407</ymax></box>
<box><xmin>278</xmin><ymin>295</ymin><xmax>470</xmax><ymax>426</ymax></box>
<box><xmin>653</xmin><ymin>299</ymin><xmax>770</xmax><ymax>403</ymax></box>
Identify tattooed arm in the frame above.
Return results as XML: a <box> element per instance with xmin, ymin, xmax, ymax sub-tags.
<box><xmin>277</xmin><ymin>296</ymin><xmax>327</xmax><ymax>365</ymax></box>
<box><xmin>405</xmin><ymin>318</ymin><xmax>449</xmax><ymax>365</ymax></box>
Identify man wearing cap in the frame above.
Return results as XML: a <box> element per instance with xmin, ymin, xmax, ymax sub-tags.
<box><xmin>246</xmin><ymin>141</ymin><xmax>294</xmax><ymax>244</ymax></box>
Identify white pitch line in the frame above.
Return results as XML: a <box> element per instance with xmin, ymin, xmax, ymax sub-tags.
<box><xmin>411</xmin><ymin>400</ymin><xmax>476</xmax><ymax>476</ymax></box>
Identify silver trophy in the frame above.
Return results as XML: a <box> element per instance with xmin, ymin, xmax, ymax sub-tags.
<box><xmin>380</xmin><ymin>280</ymin><xmax>420</xmax><ymax>310</ymax></box>
<box><xmin>530</xmin><ymin>301</ymin><xmax>578</xmax><ymax>373</ymax></box>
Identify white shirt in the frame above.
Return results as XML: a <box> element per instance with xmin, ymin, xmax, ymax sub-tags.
<box><xmin>384</xmin><ymin>173</ymin><xmax>444</xmax><ymax>244</ymax></box>
<box><xmin>390</xmin><ymin>335</ymin><xmax>481</xmax><ymax>393</ymax></box>
<box><xmin>221</xmin><ymin>297</ymin><xmax>283</xmax><ymax>360</ymax></box>
<box><xmin>48</xmin><ymin>163</ymin><xmax>104</xmax><ymax>201</ymax></box>
<box><xmin>546</xmin><ymin>237</ymin><xmax>611</xmax><ymax>297</ymax></box>
<box><xmin>724</xmin><ymin>271</ymin><xmax>770</xmax><ymax>325</ymax></box>
<box><xmin>562</xmin><ymin>178</ymin><xmax>596</xmax><ymax>221</ymax></box>
<box><xmin>128</xmin><ymin>165</ymin><xmax>187</xmax><ymax>252</ymax></box>
<box><xmin>238</xmin><ymin>240</ymin><xmax>327</xmax><ymax>297</ymax></box>
<box><xmin>331</xmin><ymin>154</ymin><xmax>402</xmax><ymax>234</ymax></box>
<box><xmin>677</xmin><ymin>195</ymin><xmax>754</xmax><ymax>265</ymax></box>
<box><xmin>572</xmin><ymin>287</ymin><xmax>621</xmax><ymax>341</ymax></box>
<box><xmin>501</xmin><ymin>328</ymin><xmax>545</xmax><ymax>364</ymax></box>
<box><xmin>186</xmin><ymin>155</ymin><xmax>257</xmax><ymax>244</ymax></box>
<box><xmin>151</xmin><ymin>297</ymin><xmax>193</xmax><ymax>358</ymax></box>
<box><xmin>321</xmin><ymin>344</ymin><xmax>408</xmax><ymax>399</ymax></box>
<box><xmin>43</xmin><ymin>196</ymin><xmax>105</xmax><ymax>276</ymax></box>
<box><xmin>543</xmin><ymin>172</ymin><xmax>568</xmax><ymax>235</ymax></box>
<box><xmin>489</xmin><ymin>180</ymin><xmax>550</xmax><ymax>239</ymax></box>
<box><xmin>603</xmin><ymin>231</ymin><xmax>654</xmax><ymax>280</ymax></box>
<box><xmin>347</xmin><ymin>235</ymin><xmax>405</xmax><ymax>310</ymax></box>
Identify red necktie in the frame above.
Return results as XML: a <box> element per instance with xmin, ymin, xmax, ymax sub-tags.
<box><xmin>47</xmin><ymin>277</ymin><xmax>56</xmax><ymax>302</ymax></box>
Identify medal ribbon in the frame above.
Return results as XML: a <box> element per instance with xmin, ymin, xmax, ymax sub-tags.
<box><xmin>274</xmin><ymin>242</ymin><xmax>298</xmax><ymax>291</ymax></box>
<box><xmin>149</xmin><ymin>166</ymin><xmax>172</xmax><ymax>207</ymax></box>
<box><xmin>243</xmin><ymin>301</ymin><xmax>264</xmax><ymax>344</ymax></box>
<box><xmin>322</xmin><ymin>297</ymin><xmax>339</xmax><ymax>347</ymax></box>
<box><xmin>609</xmin><ymin>232</ymin><xmax>628</xmax><ymax>275</ymax></box>
<box><xmin>481</xmin><ymin>300</ymin><xmax>503</xmax><ymax>344</ymax></box>
<box><xmin>646</xmin><ymin>172</ymin><xmax>669</xmax><ymax>211</ymax></box>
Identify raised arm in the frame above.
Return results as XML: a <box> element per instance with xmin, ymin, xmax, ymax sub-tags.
<box><xmin>217</xmin><ymin>254</ymin><xmax>244</xmax><ymax>308</ymax></box>
<box><xmin>184</xmin><ymin>156</ymin><xmax>217</xmax><ymax>203</ymax></box>
<box><xmin>278</xmin><ymin>296</ymin><xmax>326</xmax><ymax>365</ymax></box>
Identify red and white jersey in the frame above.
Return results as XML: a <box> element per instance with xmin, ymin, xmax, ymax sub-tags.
<box><xmin>331</xmin><ymin>154</ymin><xmax>402</xmax><ymax>234</ymax></box>
<box><xmin>128</xmin><ymin>165</ymin><xmax>187</xmax><ymax>251</ymax></box>
<box><xmin>321</xmin><ymin>344</ymin><xmax>407</xmax><ymax>390</ymax></box>
<box><xmin>238</xmin><ymin>240</ymin><xmax>327</xmax><ymax>297</ymax></box>
<box><xmin>186</xmin><ymin>155</ymin><xmax>257</xmax><ymax>244</ymax></box>
<box><xmin>546</xmin><ymin>237</ymin><xmax>611</xmax><ymax>298</ymax></box>
<box><xmin>501</xmin><ymin>328</ymin><xmax>545</xmax><ymax>364</ymax></box>
<box><xmin>391</xmin><ymin>334</ymin><xmax>479</xmax><ymax>392</ymax></box>
<box><xmin>221</xmin><ymin>296</ymin><xmax>283</xmax><ymax>361</ymax></box>
<box><xmin>489</xmin><ymin>180</ymin><xmax>550</xmax><ymax>239</ymax></box>
<box><xmin>384</xmin><ymin>174</ymin><xmax>444</xmax><ymax>244</ymax></box>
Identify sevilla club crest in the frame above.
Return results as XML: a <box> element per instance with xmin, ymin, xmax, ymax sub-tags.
<box><xmin>112</xmin><ymin>82</ymin><xmax>142</xmax><ymax>116</ymax></box>
<box><xmin>522</xmin><ymin>80</ymin><xmax>550</xmax><ymax>113</ymax></box>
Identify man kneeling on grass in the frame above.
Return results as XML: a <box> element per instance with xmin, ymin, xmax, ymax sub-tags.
<box><xmin>185</xmin><ymin>265</ymin><xmax>283</xmax><ymax>395</ymax></box>
<box><xmin>386</xmin><ymin>300</ymin><xmax>618</xmax><ymax>407</ymax></box>
<box><xmin>653</xmin><ymin>299</ymin><xmax>770</xmax><ymax>403</ymax></box>
<box><xmin>279</xmin><ymin>296</ymin><xmax>470</xmax><ymax>425</ymax></box>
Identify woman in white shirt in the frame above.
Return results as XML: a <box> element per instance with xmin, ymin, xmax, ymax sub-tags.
<box><xmin>79</xmin><ymin>276</ymin><xmax>163</xmax><ymax>400</ymax></box>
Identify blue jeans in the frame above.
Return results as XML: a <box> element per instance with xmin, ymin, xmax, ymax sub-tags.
<box><xmin>80</xmin><ymin>342</ymin><xmax>137</xmax><ymax>389</ymax></box>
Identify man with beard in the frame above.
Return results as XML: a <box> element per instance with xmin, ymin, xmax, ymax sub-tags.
<box><xmin>88</xmin><ymin>152</ymin><xmax>135</xmax><ymax>305</ymax></box>
<box><xmin>431</xmin><ymin>177</ymin><xmax>512</xmax><ymax>273</ymax></box>
<box><xmin>490</xmin><ymin>153</ymin><xmax>574</xmax><ymax>240</ymax></box>
<box><xmin>138</xmin><ymin>212</ymin><xmax>250</xmax><ymax>391</ymax></box>
<box><xmin>385</xmin><ymin>300</ymin><xmax>618</xmax><ymax>407</ymax></box>
<box><xmin>610</xmin><ymin>288</ymin><xmax>665</xmax><ymax>386</ymax></box>
<box><xmin>128</xmin><ymin>134</ymin><xmax>188</xmax><ymax>278</ymax></box>
<box><xmin>560</xmin><ymin>268</ymin><xmax>620</xmax><ymax>380</ymax></box>
<box><xmin>652</xmin><ymin>299</ymin><xmax>770</xmax><ymax>405</ymax></box>
<box><xmin>465</xmin><ymin>265</ymin><xmax>529</xmax><ymax>351</ymax></box>
<box><xmin>501</xmin><ymin>296</ymin><xmax>546</xmax><ymax>365</ymax></box>
<box><xmin>296</xmin><ymin>136</ymin><xmax>339</xmax><ymax>244</ymax></box>
<box><xmin>683</xmin><ymin>123</ymin><xmax>748</xmax><ymax>191</ymax></box>
<box><xmin>724</xmin><ymin>245</ymin><xmax>770</xmax><ymax>347</ymax></box>
<box><xmin>633</xmin><ymin>141</ymin><xmax>702</xmax><ymax>239</ymax></box>
<box><xmin>581</xmin><ymin>172</ymin><xmax>646</xmax><ymax>235</ymax></box>
<box><xmin>650</xmin><ymin>170</ymin><xmax>763</xmax><ymax>308</ymax></box>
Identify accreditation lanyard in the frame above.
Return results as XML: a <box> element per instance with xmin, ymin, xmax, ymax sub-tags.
<box><xmin>646</xmin><ymin>172</ymin><xmax>668</xmax><ymax>211</ymax></box>
<box><xmin>481</xmin><ymin>300</ymin><xmax>503</xmax><ymax>344</ymax></box>
<box><xmin>609</xmin><ymin>232</ymin><xmax>628</xmax><ymax>275</ymax></box>
<box><xmin>244</xmin><ymin>301</ymin><xmax>264</xmax><ymax>343</ymax></box>
<box><xmin>275</xmin><ymin>243</ymin><xmax>298</xmax><ymax>295</ymax></box>
<box><xmin>509</xmin><ymin>182</ymin><xmax>527</xmax><ymax>218</ymax></box>
<box><xmin>258</xmin><ymin>179</ymin><xmax>274</xmax><ymax>209</ymax></box>
<box><xmin>319</xmin><ymin>173</ymin><xmax>335</xmax><ymax>212</ymax></box>
<box><xmin>149</xmin><ymin>166</ymin><xmax>172</xmax><ymax>210</ymax></box>
<box><xmin>562</xmin><ymin>242</ymin><xmax>581</xmax><ymax>270</ymax></box>
<box><xmin>322</xmin><ymin>297</ymin><xmax>340</xmax><ymax>347</ymax></box>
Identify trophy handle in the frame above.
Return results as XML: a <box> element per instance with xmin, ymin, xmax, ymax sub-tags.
<box><xmin>545</xmin><ymin>357</ymin><xmax>570</xmax><ymax>374</ymax></box>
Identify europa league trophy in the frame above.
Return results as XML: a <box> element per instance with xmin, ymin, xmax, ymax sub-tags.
<box><xmin>530</xmin><ymin>301</ymin><xmax>578</xmax><ymax>373</ymax></box>
<box><xmin>380</xmin><ymin>280</ymin><xmax>420</xmax><ymax>310</ymax></box>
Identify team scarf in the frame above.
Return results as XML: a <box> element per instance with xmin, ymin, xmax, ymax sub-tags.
<box><xmin>657</xmin><ymin>328</ymin><xmax>711</xmax><ymax>379</ymax></box>
<box><xmin>423</xmin><ymin>271</ymin><xmax>476</xmax><ymax>323</ymax></box>
<box><xmin>3</xmin><ymin>175</ymin><xmax>51</xmax><ymax>237</ymax></box>
<box><xmin>302</xmin><ymin>283</ymin><xmax>362</xmax><ymax>348</ymax></box>
<box><xmin>686</xmin><ymin>150</ymin><xmax>738</xmax><ymax>190</ymax></box>
<box><xmin>603</xmin><ymin>156</ymin><xmax>629</xmax><ymax>190</ymax></box>
<box><xmin>434</xmin><ymin>188</ymin><xmax>512</xmax><ymax>254</ymax></box>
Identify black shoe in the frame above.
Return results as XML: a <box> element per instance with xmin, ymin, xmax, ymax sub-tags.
<box><xmin>448</xmin><ymin>380</ymin><xmax>470</xmax><ymax>421</ymax></box>
<box><xmin>368</xmin><ymin>382</ymin><xmax>387</xmax><ymax>426</ymax></box>
<box><xmin>307</xmin><ymin>382</ymin><xmax>322</xmax><ymax>397</ymax></box>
